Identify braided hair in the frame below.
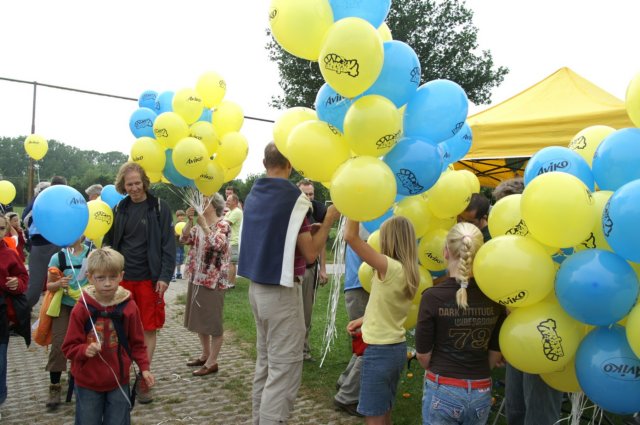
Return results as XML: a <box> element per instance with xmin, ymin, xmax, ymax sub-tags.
<box><xmin>446</xmin><ymin>222</ymin><xmax>484</xmax><ymax>309</ymax></box>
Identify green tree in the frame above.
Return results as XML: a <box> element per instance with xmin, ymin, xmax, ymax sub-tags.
<box><xmin>267</xmin><ymin>0</ymin><xmax>508</xmax><ymax>109</ymax></box>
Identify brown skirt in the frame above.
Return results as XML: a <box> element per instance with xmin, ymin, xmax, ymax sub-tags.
<box><xmin>184</xmin><ymin>281</ymin><xmax>225</xmax><ymax>337</ymax></box>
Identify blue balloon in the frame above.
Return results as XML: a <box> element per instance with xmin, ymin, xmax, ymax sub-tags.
<box><xmin>383</xmin><ymin>137</ymin><xmax>442</xmax><ymax>196</ymax></box>
<box><xmin>154</xmin><ymin>91</ymin><xmax>174</xmax><ymax>114</ymax></box>
<box><xmin>138</xmin><ymin>90</ymin><xmax>158</xmax><ymax>109</ymax></box>
<box><xmin>33</xmin><ymin>185</ymin><xmax>89</xmax><ymax>247</ymax></box>
<box><xmin>524</xmin><ymin>146</ymin><xmax>594</xmax><ymax>190</ymax></box>
<box><xmin>576</xmin><ymin>326</ymin><xmax>640</xmax><ymax>415</ymax></box>
<box><xmin>328</xmin><ymin>0</ymin><xmax>391</xmax><ymax>28</ymax></box>
<box><xmin>128</xmin><ymin>107</ymin><xmax>157</xmax><ymax>139</ymax></box>
<box><xmin>363</xmin><ymin>207</ymin><xmax>393</xmax><ymax>233</ymax></box>
<box><xmin>163</xmin><ymin>150</ymin><xmax>194</xmax><ymax>187</ymax></box>
<box><xmin>101</xmin><ymin>184</ymin><xmax>125</xmax><ymax>209</ymax></box>
<box><xmin>403</xmin><ymin>80</ymin><xmax>469</xmax><ymax>144</ymax></box>
<box><xmin>556</xmin><ymin>249</ymin><xmax>638</xmax><ymax>325</ymax></box>
<box><xmin>198</xmin><ymin>108</ymin><xmax>213</xmax><ymax>123</ymax></box>
<box><xmin>603</xmin><ymin>179</ymin><xmax>640</xmax><ymax>262</ymax></box>
<box><xmin>315</xmin><ymin>83</ymin><xmax>353</xmax><ymax>132</ymax></box>
<box><xmin>592</xmin><ymin>128</ymin><xmax>640</xmax><ymax>191</ymax></box>
<box><xmin>439</xmin><ymin>123</ymin><xmax>473</xmax><ymax>166</ymax></box>
<box><xmin>363</xmin><ymin>41</ymin><xmax>420</xmax><ymax>107</ymax></box>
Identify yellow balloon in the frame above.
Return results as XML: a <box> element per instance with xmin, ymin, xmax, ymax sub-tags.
<box><xmin>474</xmin><ymin>235</ymin><xmax>555</xmax><ymax>308</ymax></box>
<box><xmin>195</xmin><ymin>71</ymin><xmax>226</xmax><ymax>108</ymax></box>
<box><xmin>269</xmin><ymin>0</ymin><xmax>333</xmax><ymax>61</ymax></box>
<box><xmin>287</xmin><ymin>120</ymin><xmax>350</xmax><ymax>182</ymax></box>
<box><xmin>367</xmin><ymin>230</ymin><xmax>381</xmax><ymax>253</ymax></box>
<box><xmin>24</xmin><ymin>134</ymin><xmax>48</xmax><ymax>160</ymax></box>
<box><xmin>319</xmin><ymin>18</ymin><xmax>384</xmax><ymax>98</ymax></box>
<box><xmin>0</xmin><ymin>180</ymin><xmax>16</xmax><ymax>204</ymax></box>
<box><xmin>195</xmin><ymin>160</ymin><xmax>225</xmax><ymax>196</ymax></box>
<box><xmin>330</xmin><ymin>156</ymin><xmax>396</xmax><ymax>221</ymax></box>
<box><xmin>174</xmin><ymin>221</ymin><xmax>186</xmax><ymax>236</ymax></box>
<box><xmin>377</xmin><ymin>22</ymin><xmax>393</xmax><ymax>42</ymax></box>
<box><xmin>148</xmin><ymin>171</ymin><xmax>162</xmax><ymax>183</ymax></box>
<box><xmin>172</xmin><ymin>88</ymin><xmax>204</xmax><ymax>125</ymax></box>
<box><xmin>499</xmin><ymin>300</ymin><xmax>584</xmax><ymax>374</ymax></box>
<box><xmin>130</xmin><ymin>137</ymin><xmax>166</xmax><ymax>173</ymax></box>
<box><xmin>413</xmin><ymin>267</ymin><xmax>434</xmax><ymax>305</ymax></box>
<box><xmin>190</xmin><ymin>121</ymin><xmax>220</xmax><ymax>156</ymax></box>
<box><xmin>216</xmin><ymin>132</ymin><xmax>249</xmax><ymax>170</ymax></box>
<box><xmin>626</xmin><ymin>71</ymin><xmax>640</xmax><ymax>127</ymax></box>
<box><xmin>224</xmin><ymin>164</ymin><xmax>243</xmax><ymax>183</ymax></box>
<box><xmin>394</xmin><ymin>195</ymin><xmax>432</xmax><ymax>238</ymax></box>
<box><xmin>172</xmin><ymin>137</ymin><xmax>209</xmax><ymax>179</ymax></box>
<box><xmin>626</xmin><ymin>303</ymin><xmax>640</xmax><ymax>358</ymax></box>
<box><xmin>273</xmin><ymin>107</ymin><xmax>317</xmax><ymax>157</ymax></box>
<box><xmin>358</xmin><ymin>262</ymin><xmax>374</xmax><ymax>293</ymax></box>
<box><xmin>568</xmin><ymin>125</ymin><xmax>615</xmax><ymax>167</ymax></box>
<box><xmin>403</xmin><ymin>303</ymin><xmax>419</xmax><ymax>331</ymax></box>
<box><xmin>418</xmin><ymin>228</ymin><xmax>448</xmax><ymax>272</ymax></box>
<box><xmin>459</xmin><ymin>169</ymin><xmax>480</xmax><ymax>193</ymax></box>
<box><xmin>521</xmin><ymin>172</ymin><xmax>596</xmax><ymax>248</ymax></box>
<box><xmin>426</xmin><ymin>171</ymin><xmax>473</xmax><ymax>219</ymax></box>
<box><xmin>84</xmin><ymin>200</ymin><xmax>113</xmax><ymax>241</ymax></box>
<box><xmin>574</xmin><ymin>190</ymin><xmax>613</xmax><ymax>252</ymax></box>
<box><xmin>344</xmin><ymin>95</ymin><xmax>401</xmax><ymax>157</ymax></box>
<box><xmin>540</xmin><ymin>359</ymin><xmax>582</xmax><ymax>393</ymax></box>
<box><xmin>153</xmin><ymin>112</ymin><xmax>189</xmax><ymax>149</ymax></box>
<box><xmin>213</xmin><ymin>100</ymin><xmax>244</xmax><ymax>138</ymax></box>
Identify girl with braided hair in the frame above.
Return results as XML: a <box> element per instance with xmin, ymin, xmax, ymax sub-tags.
<box><xmin>415</xmin><ymin>222</ymin><xmax>506</xmax><ymax>425</ymax></box>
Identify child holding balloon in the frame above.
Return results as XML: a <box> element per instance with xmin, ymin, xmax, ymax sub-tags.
<box><xmin>415</xmin><ymin>222</ymin><xmax>506</xmax><ymax>425</ymax></box>
<box><xmin>342</xmin><ymin>216</ymin><xmax>420</xmax><ymax>424</ymax></box>
<box><xmin>43</xmin><ymin>237</ymin><xmax>91</xmax><ymax>409</ymax></box>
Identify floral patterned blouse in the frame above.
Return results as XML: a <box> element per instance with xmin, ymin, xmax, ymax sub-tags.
<box><xmin>181</xmin><ymin>219</ymin><xmax>231</xmax><ymax>290</ymax></box>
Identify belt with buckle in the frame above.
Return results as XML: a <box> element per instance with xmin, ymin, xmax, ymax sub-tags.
<box><xmin>426</xmin><ymin>371</ymin><xmax>492</xmax><ymax>389</ymax></box>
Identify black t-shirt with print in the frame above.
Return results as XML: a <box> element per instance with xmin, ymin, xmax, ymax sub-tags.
<box><xmin>415</xmin><ymin>277</ymin><xmax>506</xmax><ymax>380</ymax></box>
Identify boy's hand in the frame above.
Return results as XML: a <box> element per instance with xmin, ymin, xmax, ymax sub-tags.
<box><xmin>85</xmin><ymin>342</ymin><xmax>101</xmax><ymax>358</ymax></box>
<box><xmin>5</xmin><ymin>277</ymin><xmax>18</xmax><ymax>291</ymax></box>
<box><xmin>142</xmin><ymin>370</ymin><xmax>155</xmax><ymax>388</ymax></box>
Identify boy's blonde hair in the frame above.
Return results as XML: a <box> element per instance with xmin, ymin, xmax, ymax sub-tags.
<box><xmin>446</xmin><ymin>222</ymin><xmax>484</xmax><ymax>309</ymax></box>
<box><xmin>379</xmin><ymin>216</ymin><xmax>420</xmax><ymax>299</ymax></box>
<box><xmin>87</xmin><ymin>247</ymin><xmax>125</xmax><ymax>276</ymax></box>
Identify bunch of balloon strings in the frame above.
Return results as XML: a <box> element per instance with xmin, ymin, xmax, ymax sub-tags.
<box><xmin>64</xmin><ymin>246</ymin><xmax>133</xmax><ymax>409</ymax></box>
<box><xmin>320</xmin><ymin>216</ymin><xmax>346</xmax><ymax>367</ymax></box>
<box><xmin>553</xmin><ymin>392</ymin><xmax>602</xmax><ymax>425</ymax></box>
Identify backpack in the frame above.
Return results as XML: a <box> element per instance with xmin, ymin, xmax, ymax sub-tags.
<box><xmin>57</xmin><ymin>248</ymin><xmax>90</xmax><ymax>272</ymax></box>
<box><xmin>66</xmin><ymin>300</ymin><xmax>139</xmax><ymax>409</ymax></box>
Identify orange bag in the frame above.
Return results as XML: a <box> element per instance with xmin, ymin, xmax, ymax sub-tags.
<box><xmin>32</xmin><ymin>267</ymin><xmax>63</xmax><ymax>346</ymax></box>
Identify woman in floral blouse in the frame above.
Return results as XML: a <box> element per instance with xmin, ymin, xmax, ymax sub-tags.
<box><xmin>180</xmin><ymin>193</ymin><xmax>231</xmax><ymax>377</ymax></box>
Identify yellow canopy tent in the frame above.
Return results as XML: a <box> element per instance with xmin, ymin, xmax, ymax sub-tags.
<box><xmin>456</xmin><ymin>67</ymin><xmax>635</xmax><ymax>187</ymax></box>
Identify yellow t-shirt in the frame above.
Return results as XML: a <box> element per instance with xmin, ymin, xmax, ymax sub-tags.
<box><xmin>361</xmin><ymin>257</ymin><xmax>412</xmax><ymax>345</ymax></box>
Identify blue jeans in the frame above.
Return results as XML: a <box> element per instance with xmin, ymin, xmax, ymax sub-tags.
<box><xmin>75</xmin><ymin>384</ymin><xmax>131</xmax><ymax>425</ymax></box>
<box><xmin>0</xmin><ymin>343</ymin><xmax>7</xmax><ymax>405</ymax></box>
<box><xmin>422</xmin><ymin>376</ymin><xmax>492</xmax><ymax>425</ymax></box>
<box><xmin>505</xmin><ymin>364</ymin><xmax>563</xmax><ymax>425</ymax></box>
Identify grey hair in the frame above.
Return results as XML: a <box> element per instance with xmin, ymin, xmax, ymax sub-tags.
<box><xmin>211</xmin><ymin>192</ymin><xmax>226</xmax><ymax>217</ymax></box>
<box><xmin>85</xmin><ymin>184</ymin><xmax>103</xmax><ymax>196</ymax></box>
<box><xmin>34</xmin><ymin>181</ymin><xmax>51</xmax><ymax>196</ymax></box>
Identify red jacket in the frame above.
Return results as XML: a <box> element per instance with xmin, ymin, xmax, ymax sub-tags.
<box><xmin>0</xmin><ymin>240</ymin><xmax>28</xmax><ymax>295</ymax></box>
<box><xmin>62</xmin><ymin>286</ymin><xmax>150</xmax><ymax>392</ymax></box>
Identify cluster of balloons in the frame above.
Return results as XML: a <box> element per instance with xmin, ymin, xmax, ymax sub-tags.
<box><xmin>128</xmin><ymin>71</ymin><xmax>249</xmax><ymax>196</ymax></box>
<box><xmin>269</xmin><ymin>0</ymin><xmax>479</xmax><ymax>331</ymax></box>
<box><xmin>470</xmin><ymin>72</ymin><xmax>640</xmax><ymax>414</ymax></box>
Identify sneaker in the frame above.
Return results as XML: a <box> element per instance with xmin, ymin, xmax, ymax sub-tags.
<box><xmin>45</xmin><ymin>383</ymin><xmax>61</xmax><ymax>409</ymax></box>
<box><xmin>171</xmin><ymin>276</ymin><xmax>177</xmax><ymax>282</ymax></box>
<box><xmin>135</xmin><ymin>375</ymin><xmax>153</xmax><ymax>404</ymax></box>
<box><xmin>176</xmin><ymin>273</ymin><xmax>182</xmax><ymax>279</ymax></box>
<box><xmin>333</xmin><ymin>399</ymin><xmax>363</xmax><ymax>417</ymax></box>
<box><xmin>303</xmin><ymin>352</ymin><xmax>315</xmax><ymax>362</ymax></box>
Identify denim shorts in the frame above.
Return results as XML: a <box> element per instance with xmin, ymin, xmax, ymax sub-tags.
<box><xmin>176</xmin><ymin>247</ymin><xmax>185</xmax><ymax>265</ymax></box>
<box><xmin>358</xmin><ymin>342</ymin><xmax>406</xmax><ymax>416</ymax></box>
<box><xmin>422</xmin><ymin>376</ymin><xmax>492</xmax><ymax>425</ymax></box>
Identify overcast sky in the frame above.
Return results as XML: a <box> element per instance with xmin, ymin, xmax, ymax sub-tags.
<box><xmin>1</xmin><ymin>0</ymin><xmax>638</xmax><ymax>180</ymax></box>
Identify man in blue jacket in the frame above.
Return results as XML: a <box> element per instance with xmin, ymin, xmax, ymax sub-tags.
<box><xmin>239</xmin><ymin>142</ymin><xmax>339</xmax><ymax>425</ymax></box>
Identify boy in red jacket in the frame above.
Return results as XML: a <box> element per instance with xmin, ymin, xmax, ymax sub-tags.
<box><xmin>62</xmin><ymin>247</ymin><xmax>154</xmax><ymax>424</ymax></box>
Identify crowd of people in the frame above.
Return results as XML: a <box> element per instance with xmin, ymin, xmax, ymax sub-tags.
<box><xmin>0</xmin><ymin>142</ymin><xmax>574</xmax><ymax>425</ymax></box>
